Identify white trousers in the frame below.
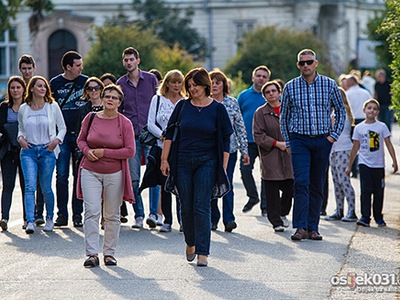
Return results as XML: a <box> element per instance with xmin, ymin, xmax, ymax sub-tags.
<box><xmin>81</xmin><ymin>168</ymin><xmax>123</xmax><ymax>257</ymax></box>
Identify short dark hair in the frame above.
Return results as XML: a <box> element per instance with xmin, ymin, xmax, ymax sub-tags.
<box><xmin>209</xmin><ymin>69</ymin><xmax>229</xmax><ymax>96</ymax></box>
<box><xmin>61</xmin><ymin>51</ymin><xmax>82</xmax><ymax>70</ymax></box>
<box><xmin>183</xmin><ymin>68</ymin><xmax>211</xmax><ymax>99</ymax></box>
<box><xmin>122</xmin><ymin>47</ymin><xmax>139</xmax><ymax>59</ymax></box>
<box><xmin>100</xmin><ymin>73</ymin><xmax>117</xmax><ymax>84</ymax></box>
<box><xmin>18</xmin><ymin>54</ymin><xmax>36</xmax><ymax>68</ymax></box>
<box><xmin>261</xmin><ymin>80</ymin><xmax>282</xmax><ymax>96</ymax></box>
<box><xmin>149</xmin><ymin>69</ymin><xmax>163</xmax><ymax>82</ymax></box>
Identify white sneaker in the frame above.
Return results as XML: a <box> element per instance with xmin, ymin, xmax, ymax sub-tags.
<box><xmin>132</xmin><ymin>217</ymin><xmax>144</xmax><ymax>229</ymax></box>
<box><xmin>25</xmin><ymin>222</ymin><xmax>35</xmax><ymax>234</ymax></box>
<box><xmin>274</xmin><ymin>226</ymin><xmax>285</xmax><ymax>232</ymax></box>
<box><xmin>156</xmin><ymin>214</ymin><xmax>164</xmax><ymax>226</ymax></box>
<box><xmin>43</xmin><ymin>218</ymin><xmax>54</xmax><ymax>232</ymax></box>
<box><xmin>281</xmin><ymin>216</ymin><xmax>289</xmax><ymax>228</ymax></box>
<box><xmin>159</xmin><ymin>223</ymin><xmax>172</xmax><ymax>232</ymax></box>
<box><xmin>146</xmin><ymin>214</ymin><xmax>157</xmax><ymax>228</ymax></box>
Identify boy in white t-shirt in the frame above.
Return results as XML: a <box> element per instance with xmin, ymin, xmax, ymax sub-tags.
<box><xmin>345</xmin><ymin>99</ymin><xmax>398</xmax><ymax>227</ymax></box>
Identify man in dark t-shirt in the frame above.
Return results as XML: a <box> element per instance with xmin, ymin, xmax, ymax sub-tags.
<box><xmin>374</xmin><ymin>69</ymin><xmax>393</xmax><ymax>131</ymax></box>
<box><xmin>50</xmin><ymin>51</ymin><xmax>88</xmax><ymax>227</ymax></box>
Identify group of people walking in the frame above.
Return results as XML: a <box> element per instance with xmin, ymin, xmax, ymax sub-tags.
<box><xmin>0</xmin><ymin>47</ymin><xmax>397</xmax><ymax>269</ymax></box>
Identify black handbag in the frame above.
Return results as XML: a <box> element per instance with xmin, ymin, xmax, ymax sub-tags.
<box><xmin>139</xmin><ymin>95</ymin><xmax>162</xmax><ymax>146</ymax></box>
<box><xmin>138</xmin><ymin>125</ymin><xmax>158</xmax><ymax>146</ymax></box>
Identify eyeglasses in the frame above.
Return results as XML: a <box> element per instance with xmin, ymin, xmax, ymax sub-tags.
<box><xmin>298</xmin><ymin>60</ymin><xmax>315</xmax><ymax>66</ymax></box>
<box><xmin>86</xmin><ymin>85</ymin><xmax>102</xmax><ymax>91</ymax></box>
<box><xmin>103</xmin><ymin>95</ymin><xmax>120</xmax><ymax>100</ymax></box>
<box><xmin>264</xmin><ymin>89</ymin><xmax>278</xmax><ymax>94</ymax></box>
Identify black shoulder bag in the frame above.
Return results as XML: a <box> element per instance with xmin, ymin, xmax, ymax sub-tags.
<box><xmin>139</xmin><ymin>95</ymin><xmax>162</xmax><ymax>146</ymax></box>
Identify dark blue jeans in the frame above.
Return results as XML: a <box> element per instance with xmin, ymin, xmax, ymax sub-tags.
<box><xmin>1</xmin><ymin>151</ymin><xmax>25</xmax><ymax>221</ymax></box>
<box><xmin>176</xmin><ymin>155</ymin><xmax>216</xmax><ymax>256</ymax></box>
<box><xmin>290</xmin><ymin>133</ymin><xmax>332</xmax><ymax>232</ymax></box>
<box><xmin>211</xmin><ymin>151</ymin><xmax>237</xmax><ymax>225</ymax></box>
<box><xmin>56</xmin><ymin>133</ymin><xmax>83</xmax><ymax>222</ymax></box>
<box><xmin>240</xmin><ymin>143</ymin><xmax>266</xmax><ymax>210</ymax></box>
<box><xmin>359</xmin><ymin>164</ymin><xmax>384</xmax><ymax>222</ymax></box>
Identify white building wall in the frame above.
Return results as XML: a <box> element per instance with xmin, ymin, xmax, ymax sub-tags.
<box><xmin>3</xmin><ymin>0</ymin><xmax>386</xmax><ymax>83</ymax></box>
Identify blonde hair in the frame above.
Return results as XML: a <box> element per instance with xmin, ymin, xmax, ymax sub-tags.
<box><xmin>338</xmin><ymin>87</ymin><xmax>354</xmax><ymax>126</ymax></box>
<box><xmin>363</xmin><ymin>98</ymin><xmax>380</xmax><ymax>110</ymax></box>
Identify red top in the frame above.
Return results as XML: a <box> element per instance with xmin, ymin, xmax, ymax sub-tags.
<box><xmin>76</xmin><ymin>113</ymin><xmax>136</xmax><ymax>203</ymax></box>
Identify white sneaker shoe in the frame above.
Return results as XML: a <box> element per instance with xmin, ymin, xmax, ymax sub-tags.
<box><xmin>274</xmin><ymin>226</ymin><xmax>285</xmax><ymax>232</ymax></box>
<box><xmin>159</xmin><ymin>223</ymin><xmax>172</xmax><ymax>232</ymax></box>
<box><xmin>156</xmin><ymin>214</ymin><xmax>164</xmax><ymax>226</ymax></box>
<box><xmin>146</xmin><ymin>214</ymin><xmax>157</xmax><ymax>228</ymax></box>
<box><xmin>132</xmin><ymin>217</ymin><xmax>144</xmax><ymax>229</ymax></box>
<box><xmin>43</xmin><ymin>218</ymin><xmax>54</xmax><ymax>232</ymax></box>
<box><xmin>281</xmin><ymin>216</ymin><xmax>289</xmax><ymax>228</ymax></box>
<box><xmin>25</xmin><ymin>222</ymin><xmax>35</xmax><ymax>234</ymax></box>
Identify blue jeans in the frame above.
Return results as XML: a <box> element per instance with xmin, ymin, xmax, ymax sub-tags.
<box><xmin>128</xmin><ymin>137</ymin><xmax>160</xmax><ymax>219</ymax></box>
<box><xmin>20</xmin><ymin>145</ymin><xmax>56</xmax><ymax>223</ymax></box>
<box><xmin>290</xmin><ymin>133</ymin><xmax>332</xmax><ymax>232</ymax></box>
<box><xmin>211</xmin><ymin>151</ymin><xmax>237</xmax><ymax>224</ymax></box>
<box><xmin>240</xmin><ymin>143</ymin><xmax>266</xmax><ymax>210</ymax></box>
<box><xmin>176</xmin><ymin>154</ymin><xmax>216</xmax><ymax>256</ymax></box>
<box><xmin>56</xmin><ymin>133</ymin><xmax>83</xmax><ymax>222</ymax></box>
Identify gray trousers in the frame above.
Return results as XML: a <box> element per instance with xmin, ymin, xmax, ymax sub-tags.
<box><xmin>81</xmin><ymin>168</ymin><xmax>123</xmax><ymax>257</ymax></box>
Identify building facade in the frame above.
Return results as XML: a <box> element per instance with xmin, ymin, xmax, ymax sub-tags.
<box><xmin>0</xmin><ymin>0</ymin><xmax>385</xmax><ymax>91</ymax></box>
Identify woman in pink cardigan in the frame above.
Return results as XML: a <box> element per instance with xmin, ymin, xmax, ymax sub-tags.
<box><xmin>77</xmin><ymin>84</ymin><xmax>135</xmax><ymax>268</ymax></box>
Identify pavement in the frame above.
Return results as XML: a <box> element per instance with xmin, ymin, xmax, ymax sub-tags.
<box><xmin>0</xmin><ymin>124</ymin><xmax>399</xmax><ymax>300</ymax></box>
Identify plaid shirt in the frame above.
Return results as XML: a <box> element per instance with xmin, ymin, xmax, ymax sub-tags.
<box><xmin>280</xmin><ymin>73</ymin><xmax>345</xmax><ymax>146</ymax></box>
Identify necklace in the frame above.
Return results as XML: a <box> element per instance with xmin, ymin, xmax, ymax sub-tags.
<box><xmin>195</xmin><ymin>105</ymin><xmax>204</xmax><ymax>112</ymax></box>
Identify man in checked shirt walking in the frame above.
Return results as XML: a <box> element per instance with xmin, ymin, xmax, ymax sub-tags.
<box><xmin>280</xmin><ymin>49</ymin><xmax>345</xmax><ymax>241</ymax></box>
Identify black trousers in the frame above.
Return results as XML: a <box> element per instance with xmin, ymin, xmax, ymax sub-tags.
<box><xmin>263</xmin><ymin>179</ymin><xmax>293</xmax><ymax>228</ymax></box>
<box><xmin>359</xmin><ymin>164</ymin><xmax>384</xmax><ymax>221</ymax></box>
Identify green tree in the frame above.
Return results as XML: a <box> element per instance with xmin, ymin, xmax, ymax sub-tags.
<box><xmin>366</xmin><ymin>4</ymin><xmax>393</xmax><ymax>70</ymax></box>
<box><xmin>83</xmin><ymin>24</ymin><xmax>197</xmax><ymax>79</ymax></box>
<box><xmin>0</xmin><ymin>0</ymin><xmax>53</xmax><ymax>34</ymax></box>
<box><xmin>224</xmin><ymin>26</ymin><xmax>334</xmax><ymax>86</ymax></box>
<box><xmin>132</xmin><ymin>0</ymin><xmax>208</xmax><ymax>61</ymax></box>
<box><xmin>379</xmin><ymin>0</ymin><xmax>400</xmax><ymax>123</ymax></box>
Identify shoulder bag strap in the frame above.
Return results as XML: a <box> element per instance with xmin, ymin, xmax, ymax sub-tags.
<box><xmin>155</xmin><ymin>95</ymin><xmax>162</xmax><ymax>130</ymax></box>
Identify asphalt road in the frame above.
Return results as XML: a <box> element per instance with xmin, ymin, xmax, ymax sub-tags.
<box><xmin>0</xmin><ymin>124</ymin><xmax>399</xmax><ymax>300</ymax></box>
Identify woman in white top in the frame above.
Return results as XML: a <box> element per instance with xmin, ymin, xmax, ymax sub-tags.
<box><xmin>18</xmin><ymin>76</ymin><xmax>66</xmax><ymax>234</ymax></box>
<box><xmin>147</xmin><ymin>69</ymin><xmax>184</xmax><ymax>232</ymax></box>
<box><xmin>325</xmin><ymin>87</ymin><xmax>357</xmax><ymax>222</ymax></box>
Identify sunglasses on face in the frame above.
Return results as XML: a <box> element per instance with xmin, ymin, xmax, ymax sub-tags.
<box><xmin>86</xmin><ymin>85</ymin><xmax>102</xmax><ymax>91</ymax></box>
<box><xmin>298</xmin><ymin>60</ymin><xmax>315</xmax><ymax>66</ymax></box>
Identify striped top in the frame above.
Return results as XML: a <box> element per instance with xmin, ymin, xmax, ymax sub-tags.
<box><xmin>280</xmin><ymin>73</ymin><xmax>345</xmax><ymax>145</ymax></box>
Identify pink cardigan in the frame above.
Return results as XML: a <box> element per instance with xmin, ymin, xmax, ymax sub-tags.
<box><xmin>76</xmin><ymin>113</ymin><xmax>135</xmax><ymax>203</ymax></box>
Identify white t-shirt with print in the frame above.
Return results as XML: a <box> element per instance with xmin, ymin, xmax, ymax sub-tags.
<box><xmin>353</xmin><ymin>120</ymin><xmax>390</xmax><ymax>168</ymax></box>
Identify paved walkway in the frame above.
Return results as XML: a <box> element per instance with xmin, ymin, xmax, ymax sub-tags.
<box><xmin>0</xmin><ymin>124</ymin><xmax>399</xmax><ymax>300</ymax></box>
